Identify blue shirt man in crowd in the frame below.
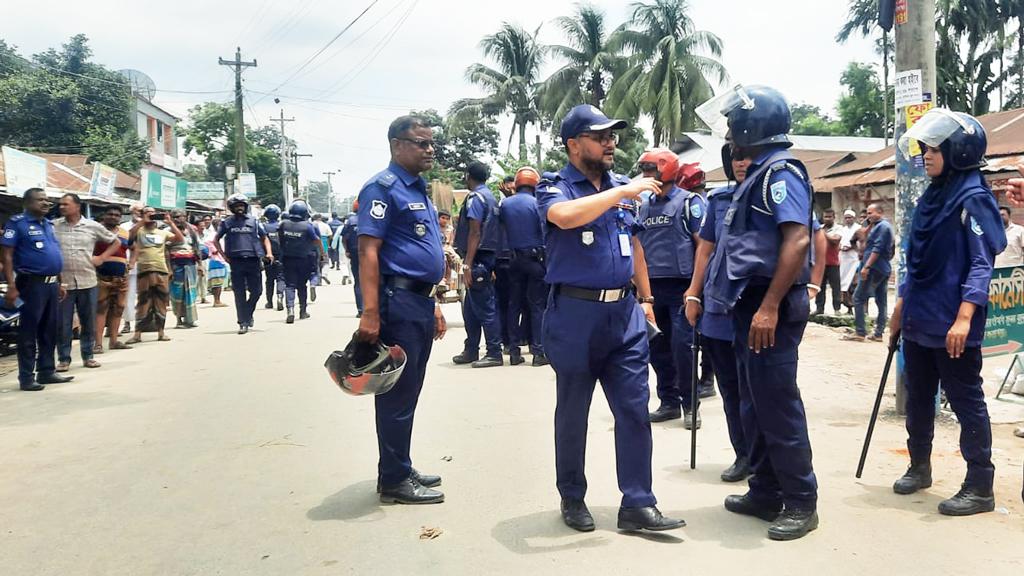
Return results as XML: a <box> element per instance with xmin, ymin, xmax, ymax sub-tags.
<box><xmin>357</xmin><ymin>115</ymin><xmax>447</xmax><ymax>505</ymax></box>
<box><xmin>452</xmin><ymin>161</ymin><xmax>504</xmax><ymax>368</ymax></box>
<box><xmin>848</xmin><ymin>204</ymin><xmax>894</xmax><ymax>341</ymax></box>
<box><xmin>0</xmin><ymin>188</ymin><xmax>74</xmax><ymax>391</ymax></box>
<box><xmin>538</xmin><ymin>104</ymin><xmax>684</xmax><ymax>533</ymax></box>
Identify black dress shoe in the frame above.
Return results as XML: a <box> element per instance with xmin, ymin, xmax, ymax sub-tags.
<box><xmin>938</xmin><ymin>484</ymin><xmax>995</xmax><ymax>516</ymax></box>
<box><xmin>20</xmin><ymin>383</ymin><xmax>45</xmax><ymax>391</ymax></box>
<box><xmin>452</xmin><ymin>352</ymin><xmax>479</xmax><ymax>365</ymax></box>
<box><xmin>724</xmin><ymin>493</ymin><xmax>782</xmax><ymax>522</ymax></box>
<box><xmin>617</xmin><ymin>506</ymin><xmax>685</xmax><ymax>531</ymax></box>
<box><xmin>379</xmin><ymin>478</ymin><xmax>444</xmax><ymax>504</ymax></box>
<box><xmin>300</xmin><ymin>310</ymin><xmax>311</xmax><ymax>320</ymax></box>
<box><xmin>893</xmin><ymin>461</ymin><xmax>932</xmax><ymax>495</ymax></box>
<box><xmin>286</xmin><ymin>314</ymin><xmax>295</xmax><ymax>324</ymax></box>
<box><xmin>560</xmin><ymin>499</ymin><xmax>595</xmax><ymax>532</ymax></box>
<box><xmin>37</xmin><ymin>373</ymin><xmax>73</xmax><ymax>384</ymax></box>
<box><xmin>509</xmin><ymin>353</ymin><xmax>525</xmax><ymax>366</ymax></box>
<box><xmin>471</xmin><ymin>356</ymin><xmax>503</xmax><ymax>368</ymax></box>
<box><xmin>265</xmin><ymin>301</ymin><xmax>274</xmax><ymax>309</ymax></box>
<box><xmin>238</xmin><ymin>325</ymin><xmax>249</xmax><ymax>335</ymax></box>
<box><xmin>532</xmin><ymin>354</ymin><xmax>550</xmax><ymax>367</ymax></box>
<box><xmin>768</xmin><ymin>508</ymin><xmax>818</xmax><ymax>541</ymax></box>
<box><xmin>721</xmin><ymin>457</ymin><xmax>751</xmax><ymax>483</ymax></box>
<box><xmin>649</xmin><ymin>405</ymin><xmax>681</xmax><ymax>423</ymax></box>
<box><xmin>699</xmin><ymin>385</ymin><xmax>717</xmax><ymax>399</ymax></box>
<box><xmin>411</xmin><ymin>468</ymin><xmax>442</xmax><ymax>488</ymax></box>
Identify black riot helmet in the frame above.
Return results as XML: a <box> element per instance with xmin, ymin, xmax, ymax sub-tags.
<box><xmin>324</xmin><ymin>336</ymin><xmax>407</xmax><ymax>396</ymax></box>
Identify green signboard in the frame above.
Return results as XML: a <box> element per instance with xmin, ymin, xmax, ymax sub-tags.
<box><xmin>142</xmin><ymin>169</ymin><xmax>187</xmax><ymax>210</ymax></box>
<box><xmin>983</xmin><ymin>265</ymin><xmax>1024</xmax><ymax>357</ymax></box>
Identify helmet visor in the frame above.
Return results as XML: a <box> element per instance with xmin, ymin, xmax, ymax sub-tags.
<box><xmin>898</xmin><ymin>108</ymin><xmax>975</xmax><ymax>159</ymax></box>
<box><xmin>696</xmin><ymin>85</ymin><xmax>755</xmax><ymax>137</ymax></box>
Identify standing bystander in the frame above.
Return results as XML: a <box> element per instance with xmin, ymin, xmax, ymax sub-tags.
<box><xmin>93</xmin><ymin>205</ymin><xmax>132</xmax><ymax>353</ymax></box>
<box><xmin>994</xmin><ymin>206</ymin><xmax>1024</xmax><ymax>268</ymax></box>
<box><xmin>815</xmin><ymin>208</ymin><xmax>843</xmax><ymax>314</ymax></box>
<box><xmin>844</xmin><ymin>204</ymin><xmax>894</xmax><ymax>342</ymax></box>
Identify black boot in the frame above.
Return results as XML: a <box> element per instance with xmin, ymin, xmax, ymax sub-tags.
<box><xmin>649</xmin><ymin>404</ymin><xmax>681</xmax><ymax>423</ymax></box>
<box><xmin>938</xmin><ymin>484</ymin><xmax>995</xmax><ymax>516</ymax></box>
<box><xmin>560</xmin><ymin>499</ymin><xmax>595</xmax><ymax>532</ymax></box>
<box><xmin>300</xmin><ymin>307</ymin><xmax>310</xmax><ymax>320</ymax></box>
<box><xmin>276</xmin><ymin>297</ymin><xmax>284</xmax><ymax>311</ymax></box>
<box><xmin>768</xmin><ymin>508</ymin><xmax>819</xmax><ymax>541</ymax></box>
<box><xmin>893</xmin><ymin>460</ymin><xmax>932</xmax><ymax>495</ymax></box>
<box><xmin>617</xmin><ymin>506</ymin><xmax>685</xmax><ymax>531</ymax></box>
<box><xmin>509</xmin><ymin>352</ymin><xmax>525</xmax><ymax>366</ymax></box>
<box><xmin>265</xmin><ymin>299</ymin><xmax>274</xmax><ymax>309</ymax></box>
<box><xmin>721</xmin><ymin>457</ymin><xmax>751</xmax><ymax>483</ymax></box>
<box><xmin>286</xmin><ymin>308</ymin><xmax>295</xmax><ymax>324</ymax></box>
<box><xmin>683</xmin><ymin>408</ymin><xmax>702</xmax><ymax>430</ymax></box>
<box><xmin>531</xmin><ymin>353</ymin><xmax>550</xmax><ymax>367</ymax></box>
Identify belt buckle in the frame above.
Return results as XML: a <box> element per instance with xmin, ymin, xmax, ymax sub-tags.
<box><xmin>599</xmin><ymin>289</ymin><xmax>620</xmax><ymax>303</ymax></box>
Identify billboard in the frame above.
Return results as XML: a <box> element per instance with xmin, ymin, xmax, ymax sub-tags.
<box><xmin>90</xmin><ymin>162</ymin><xmax>118</xmax><ymax>198</ymax></box>
<box><xmin>2</xmin><ymin>146</ymin><xmax>47</xmax><ymax>196</ymax></box>
<box><xmin>142</xmin><ymin>169</ymin><xmax>187</xmax><ymax>210</ymax></box>
<box><xmin>984</xmin><ymin>265</ymin><xmax>1024</xmax><ymax>357</ymax></box>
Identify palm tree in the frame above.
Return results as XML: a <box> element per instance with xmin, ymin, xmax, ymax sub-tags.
<box><xmin>451</xmin><ymin>23</ymin><xmax>545</xmax><ymax>162</ymax></box>
<box><xmin>603</xmin><ymin>0</ymin><xmax>727</xmax><ymax>147</ymax></box>
<box><xmin>539</xmin><ymin>4</ymin><xmax>625</xmax><ymax>123</ymax></box>
<box><xmin>836</xmin><ymin>0</ymin><xmax>892</xmax><ymax>144</ymax></box>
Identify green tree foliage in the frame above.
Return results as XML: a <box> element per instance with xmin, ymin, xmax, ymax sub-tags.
<box><xmin>836</xmin><ymin>62</ymin><xmax>887</xmax><ymax>137</ymax></box>
<box><xmin>0</xmin><ymin>35</ymin><xmax>149</xmax><ymax>172</ymax></box>
<box><xmin>790</xmin><ymin>104</ymin><xmax>843</xmax><ymax>136</ymax></box>
<box><xmin>411</xmin><ymin>108</ymin><xmax>499</xmax><ymax>184</ymax></box>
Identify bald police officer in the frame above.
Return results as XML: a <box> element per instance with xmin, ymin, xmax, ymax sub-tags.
<box><xmin>357</xmin><ymin>115</ymin><xmax>447</xmax><ymax>504</ymax></box>
<box><xmin>539</xmin><ymin>104</ymin><xmax>684</xmax><ymax>533</ymax></box>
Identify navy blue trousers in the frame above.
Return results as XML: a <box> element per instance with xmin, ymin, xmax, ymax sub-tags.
<box><xmin>544</xmin><ymin>291</ymin><xmax>656</xmax><ymax>508</ymax></box>
<box><xmin>733</xmin><ymin>286</ymin><xmax>818</xmax><ymax>510</ymax></box>
<box><xmin>283</xmin><ymin>256</ymin><xmax>314</xmax><ymax>310</ymax></box>
<box><xmin>903</xmin><ymin>339</ymin><xmax>994</xmax><ymax>490</ymax></box>
<box><xmin>649</xmin><ymin>278</ymin><xmax>695</xmax><ymax>409</ymax></box>
<box><xmin>58</xmin><ymin>286</ymin><xmax>97</xmax><ymax>364</ymax></box>
<box><xmin>264</xmin><ymin>261</ymin><xmax>284</xmax><ymax>303</ymax></box>
<box><xmin>461</xmin><ymin>262</ymin><xmax>503</xmax><ymax>359</ymax></box>
<box><xmin>375</xmin><ymin>285</ymin><xmax>435</xmax><ymax>487</ymax></box>
<box><xmin>229</xmin><ymin>257</ymin><xmax>262</xmax><ymax>326</ymax></box>
<box><xmin>507</xmin><ymin>254</ymin><xmax>546</xmax><ymax>355</ymax></box>
<box><xmin>495</xmin><ymin>260</ymin><xmax>512</xmax><ymax>346</ymax></box>
<box><xmin>705</xmin><ymin>336</ymin><xmax>748</xmax><ymax>461</ymax></box>
<box><xmin>15</xmin><ymin>276</ymin><xmax>60</xmax><ymax>387</ymax></box>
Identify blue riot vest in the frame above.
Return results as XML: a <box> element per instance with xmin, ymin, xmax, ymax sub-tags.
<box><xmin>706</xmin><ymin>150</ymin><xmax>812</xmax><ymax>311</ymax></box>
<box><xmin>222</xmin><ymin>215</ymin><xmax>264</xmax><ymax>258</ymax></box>
<box><xmin>454</xmin><ymin>188</ymin><xmax>500</xmax><ymax>256</ymax></box>
<box><xmin>280</xmin><ymin>218</ymin><xmax>315</xmax><ymax>259</ymax></box>
<box><xmin>265</xmin><ymin>220</ymin><xmax>282</xmax><ymax>258</ymax></box>
<box><xmin>637</xmin><ymin>187</ymin><xmax>700</xmax><ymax>279</ymax></box>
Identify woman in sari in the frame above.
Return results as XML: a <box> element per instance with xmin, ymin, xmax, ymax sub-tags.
<box><xmin>168</xmin><ymin>210</ymin><xmax>200</xmax><ymax>328</ymax></box>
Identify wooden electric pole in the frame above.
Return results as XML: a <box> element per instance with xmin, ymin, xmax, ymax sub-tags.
<box><xmin>218</xmin><ymin>47</ymin><xmax>257</xmax><ymax>173</ymax></box>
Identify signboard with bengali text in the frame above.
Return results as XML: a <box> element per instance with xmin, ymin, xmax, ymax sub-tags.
<box><xmin>142</xmin><ymin>169</ymin><xmax>187</xmax><ymax>210</ymax></box>
<box><xmin>984</xmin><ymin>265</ymin><xmax>1024</xmax><ymax>357</ymax></box>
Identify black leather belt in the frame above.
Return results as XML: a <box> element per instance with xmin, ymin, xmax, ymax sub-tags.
<box><xmin>513</xmin><ymin>247</ymin><xmax>545</xmax><ymax>259</ymax></box>
<box><xmin>556</xmin><ymin>284</ymin><xmax>632</xmax><ymax>303</ymax></box>
<box><xmin>20</xmin><ymin>274</ymin><xmax>59</xmax><ymax>284</ymax></box>
<box><xmin>387</xmin><ymin>276</ymin><xmax>438</xmax><ymax>298</ymax></box>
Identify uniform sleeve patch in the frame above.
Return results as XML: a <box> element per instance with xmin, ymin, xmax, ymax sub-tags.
<box><xmin>690</xmin><ymin>202</ymin><xmax>703</xmax><ymax>219</ymax></box>
<box><xmin>370</xmin><ymin>200</ymin><xmax>388</xmax><ymax>220</ymax></box>
<box><xmin>970</xmin><ymin>216</ymin><xmax>984</xmax><ymax>236</ymax></box>
<box><xmin>770</xmin><ymin>180</ymin><xmax>788</xmax><ymax>204</ymax></box>
<box><xmin>3</xmin><ymin>229</ymin><xmax>14</xmax><ymax>239</ymax></box>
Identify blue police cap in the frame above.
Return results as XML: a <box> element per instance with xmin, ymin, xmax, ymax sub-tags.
<box><xmin>560</xmin><ymin>104</ymin><xmax>628</xmax><ymax>145</ymax></box>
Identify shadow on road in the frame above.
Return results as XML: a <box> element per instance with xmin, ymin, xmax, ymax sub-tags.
<box><xmin>491</xmin><ymin>506</ymin><xmax>685</xmax><ymax>554</ymax></box>
<box><xmin>307</xmin><ymin>480</ymin><xmax>386</xmax><ymax>523</ymax></box>
<box><xmin>667</xmin><ymin>504</ymin><xmax>767</xmax><ymax>550</ymax></box>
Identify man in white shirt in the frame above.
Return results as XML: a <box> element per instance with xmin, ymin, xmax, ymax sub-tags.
<box><xmin>995</xmin><ymin>206</ymin><xmax>1024</xmax><ymax>268</ymax></box>
<box><xmin>837</xmin><ymin>209</ymin><xmax>862</xmax><ymax>313</ymax></box>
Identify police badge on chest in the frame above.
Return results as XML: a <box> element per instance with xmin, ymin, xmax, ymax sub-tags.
<box><xmin>581</xmin><ymin>229</ymin><xmax>595</xmax><ymax>246</ymax></box>
<box><xmin>413</xmin><ymin>223</ymin><xmax>427</xmax><ymax>237</ymax></box>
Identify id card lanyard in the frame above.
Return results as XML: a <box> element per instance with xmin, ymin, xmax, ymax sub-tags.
<box><xmin>616</xmin><ymin>206</ymin><xmax>631</xmax><ymax>257</ymax></box>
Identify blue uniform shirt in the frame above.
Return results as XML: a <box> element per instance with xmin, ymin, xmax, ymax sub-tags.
<box><xmin>697</xmin><ymin>187</ymin><xmax>734</xmax><ymax>341</ymax></box>
<box><xmin>357</xmin><ymin>162</ymin><xmax>444</xmax><ymax>284</ymax></box>
<box><xmin>864</xmin><ymin>219</ymin><xmax>894</xmax><ymax>278</ymax></box>
<box><xmin>0</xmin><ymin>213</ymin><xmax>63</xmax><ymax>276</ymax></box>
<box><xmin>537</xmin><ymin>163</ymin><xmax>638</xmax><ymax>289</ymax></box>
<box><xmin>499</xmin><ymin>190</ymin><xmax>545</xmax><ymax>250</ymax></box>
<box><xmin>637</xmin><ymin>186</ymin><xmax>705</xmax><ymax>279</ymax></box>
<box><xmin>217</xmin><ymin>215</ymin><xmax>267</xmax><ymax>258</ymax></box>
<box><xmin>341</xmin><ymin>213</ymin><xmax>359</xmax><ymax>256</ymax></box>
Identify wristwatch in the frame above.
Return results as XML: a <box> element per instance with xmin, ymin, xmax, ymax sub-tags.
<box><xmin>638</xmin><ymin>296</ymin><xmax>655</xmax><ymax>304</ymax></box>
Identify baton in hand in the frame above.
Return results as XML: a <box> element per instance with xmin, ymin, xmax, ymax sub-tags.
<box><xmin>691</xmin><ymin>328</ymin><xmax>699</xmax><ymax>470</ymax></box>
<box><xmin>856</xmin><ymin>336</ymin><xmax>900</xmax><ymax>478</ymax></box>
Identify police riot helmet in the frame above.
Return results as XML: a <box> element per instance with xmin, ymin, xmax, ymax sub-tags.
<box><xmin>514</xmin><ymin>166</ymin><xmax>540</xmax><ymax>190</ymax></box>
<box><xmin>263</xmin><ymin>204</ymin><xmax>282</xmax><ymax>221</ymax></box>
<box><xmin>697</xmin><ymin>85</ymin><xmax>792</xmax><ymax>148</ymax></box>
<box><xmin>898</xmin><ymin>108</ymin><xmax>987</xmax><ymax>171</ymax></box>
<box><xmin>288</xmin><ymin>199</ymin><xmax>311</xmax><ymax>220</ymax></box>
<box><xmin>676</xmin><ymin>162</ymin><xmax>706</xmax><ymax>191</ymax></box>
<box><xmin>324</xmin><ymin>337</ymin><xmax>407</xmax><ymax>396</ymax></box>
<box><xmin>226</xmin><ymin>193</ymin><xmax>249</xmax><ymax>210</ymax></box>
<box><xmin>637</xmin><ymin>148</ymin><xmax>680</xmax><ymax>183</ymax></box>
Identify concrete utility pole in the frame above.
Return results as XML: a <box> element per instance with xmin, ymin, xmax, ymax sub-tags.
<box><xmin>893</xmin><ymin>0</ymin><xmax>937</xmax><ymax>415</ymax></box>
<box><xmin>292</xmin><ymin>150</ymin><xmax>313</xmax><ymax>204</ymax></box>
<box><xmin>323</xmin><ymin>171</ymin><xmax>337</xmax><ymax>215</ymax></box>
<box><xmin>218</xmin><ymin>47</ymin><xmax>257</xmax><ymax>173</ymax></box>
<box><xmin>270</xmin><ymin>109</ymin><xmax>295</xmax><ymax>206</ymax></box>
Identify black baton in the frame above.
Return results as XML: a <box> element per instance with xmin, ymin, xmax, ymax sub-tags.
<box><xmin>856</xmin><ymin>338</ymin><xmax>899</xmax><ymax>479</ymax></box>
<box><xmin>691</xmin><ymin>328</ymin><xmax>699</xmax><ymax>470</ymax></box>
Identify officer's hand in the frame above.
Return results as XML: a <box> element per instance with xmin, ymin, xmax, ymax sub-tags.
<box><xmin>58</xmin><ymin>285</ymin><xmax>67</xmax><ymax>302</ymax></box>
<box><xmin>749</xmin><ymin>304</ymin><xmax>778</xmax><ymax>353</ymax></box>
<box><xmin>356</xmin><ymin>309</ymin><xmax>380</xmax><ymax>343</ymax></box>
<box><xmin>888</xmin><ymin>298</ymin><xmax>903</xmax><ymax>350</ymax></box>
<box><xmin>462</xmin><ymin>266</ymin><xmax>473</xmax><ymax>288</ymax></box>
<box><xmin>946</xmin><ymin>317</ymin><xmax>970</xmax><ymax>359</ymax></box>
<box><xmin>684</xmin><ymin>298</ymin><xmax>702</xmax><ymax>327</ymax></box>
<box><xmin>620</xmin><ymin>177</ymin><xmax>662</xmax><ymax>199</ymax></box>
<box><xmin>266</xmin><ymin>254</ymin><xmax>275</xmax><ymax>264</ymax></box>
<box><xmin>1007</xmin><ymin>174</ymin><xmax>1024</xmax><ymax>206</ymax></box>
<box><xmin>641</xmin><ymin>301</ymin><xmax>655</xmax><ymax>324</ymax></box>
<box><xmin>434</xmin><ymin>304</ymin><xmax>447</xmax><ymax>340</ymax></box>
<box><xmin>4</xmin><ymin>286</ymin><xmax>19</xmax><ymax>308</ymax></box>
<box><xmin>807</xmin><ymin>285</ymin><xmax>820</xmax><ymax>301</ymax></box>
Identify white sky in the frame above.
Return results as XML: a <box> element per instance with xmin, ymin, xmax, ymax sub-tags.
<box><xmin>2</xmin><ymin>0</ymin><xmax>877</xmax><ymax>201</ymax></box>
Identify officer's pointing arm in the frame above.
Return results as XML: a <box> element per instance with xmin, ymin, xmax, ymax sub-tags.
<box><xmin>546</xmin><ymin>178</ymin><xmax>660</xmax><ymax>229</ymax></box>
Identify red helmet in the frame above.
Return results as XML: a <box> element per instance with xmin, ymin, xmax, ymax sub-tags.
<box><xmin>676</xmin><ymin>163</ymin><xmax>706</xmax><ymax>191</ymax></box>
<box><xmin>514</xmin><ymin>166</ymin><xmax>540</xmax><ymax>189</ymax></box>
<box><xmin>637</xmin><ymin>148</ymin><xmax>680</xmax><ymax>183</ymax></box>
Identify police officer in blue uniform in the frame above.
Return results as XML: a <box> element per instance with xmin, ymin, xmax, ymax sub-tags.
<box><xmin>636</xmin><ymin>148</ymin><xmax>706</xmax><ymax>429</ymax></box>
<box><xmin>696</xmin><ymin>85</ymin><xmax>819</xmax><ymax>540</ymax></box>
<box><xmin>685</xmin><ymin>149</ymin><xmax>756</xmax><ymax>483</ymax></box>
<box><xmin>540</xmin><ymin>104</ymin><xmax>684</xmax><ymax>533</ymax></box>
<box><xmin>278</xmin><ymin>200</ymin><xmax>323</xmax><ymax>324</ymax></box>
<box><xmin>0</xmin><ymin>188</ymin><xmax>74</xmax><ymax>391</ymax></box>
<box><xmin>262</xmin><ymin>204</ymin><xmax>285</xmax><ymax>311</ymax></box>
<box><xmin>341</xmin><ymin>204</ymin><xmax>362</xmax><ymax>316</ymax></box>
<box><xmin>216</xmin><ymin>194</ymin><xmax>274</xmax><ymax>334</ymax></box>
<box><xmin>357</xmin><ymin>115</ymin><xmax>447</xmax><ymax>504</ymax></box>
<box><xmin>452</xmin><ymin>161</ymin><xmax>504</xmax><ymax>368</ymax></box>
<box><xmin>495</xmin><ymin>174</ymin><xmax>517</xmax><ymax>352</ymax></box>
<box><xmin>499</xmin><ymin>166</ymin><xmax>549</xmax><ymax>366</ymax></box>
<box><xmin>888</xmin><ymin>109</ymin><xmax>1006</xmax><ymax>516</ymax></box>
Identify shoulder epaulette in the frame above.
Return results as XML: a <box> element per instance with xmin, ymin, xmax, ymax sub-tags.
<box><xmin>375</xmin><ymin>171</ymin><xmax>398</xmax><ymax>188</ymax></box>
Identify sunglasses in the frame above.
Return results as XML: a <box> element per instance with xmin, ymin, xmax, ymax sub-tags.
<box><xmin>395</xmin><ymin>137</ymin><xmax>435</xmax><ymax>150</ymax></box>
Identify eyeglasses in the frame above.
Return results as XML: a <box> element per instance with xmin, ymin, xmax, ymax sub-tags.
<box><xmin>577</xmin><ymin>132</ymin><xmax>618</xmax><ymax>146</ymax></box>
<box><xmin>395</xmin><ymin>137</ymin><xmax>436</xmax><ymax>150</ymax></box>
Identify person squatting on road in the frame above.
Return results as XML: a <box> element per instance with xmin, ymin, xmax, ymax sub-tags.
<box><xmin>695</xmin><ymin>85</ymin><xmax>819</xmax><ymax>541</ymax></box>
<box><xmin>539</xmin><ymin>104</ymin><xmax>684</xmax><ymax>533</ymax></box>
<box><xmin>279</xmin><ymin>200</ymin><xmax>324</xmax><ymax>324</ymax></box>
<box><xmin>635</xmin><ymin>149</ymin><xmax>706</xmax><ymax>429</ymax></box>
<box><xmin>215</xmin><ymin>193</ymin><xmax>274</xmax><ymax>335</ymax></box>
<box><xmin>888</xmin><ymin>108</ymin><xmax>1007</xmax><ymax>517</ymax></box>
<box><xmin>357</xmin><ymin>115</ymin><xmax>448</xmax><ymax>505</ymax></box>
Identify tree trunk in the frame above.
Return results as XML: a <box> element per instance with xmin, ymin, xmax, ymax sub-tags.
<box><xmin>518</xmin><ymin>120</ymin><xmax>527</xmax><ymax>162</ymax></box>
<box><xmin>591</xmin><ymin>71</ymin><xmax>605</xmax><ymax>107</ymax></box>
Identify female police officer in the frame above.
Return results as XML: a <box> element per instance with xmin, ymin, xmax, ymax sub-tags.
<box><xmin>539</xmin><ymin>104</ymin><xmax>683</xmax><ymax>533</ymax></box>
<box><xmin>888</xmin><ymin>109</ymin><xmax>1006</xmax><ymax>516</ymax></box>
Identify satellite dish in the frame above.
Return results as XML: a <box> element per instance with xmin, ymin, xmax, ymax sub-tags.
<box><xmin>118</xmin><ymin>69</ymin><xmax>157</xmax><ymax>101</ymax></box>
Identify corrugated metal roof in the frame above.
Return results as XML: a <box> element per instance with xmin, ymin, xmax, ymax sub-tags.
<box><xmin>0</xmin><ymin>148</ymin><xmax>134</xmax><ymax>204</ymax></box>
<box><xmin>672</xmin><ymin>132</ymin><xmax>886</xmax><ymax>174</ymax></box>
<box><xmin>706</xmin><ymin>150</ymin><xmax>857</xmax><ymax>182</ymax></box>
